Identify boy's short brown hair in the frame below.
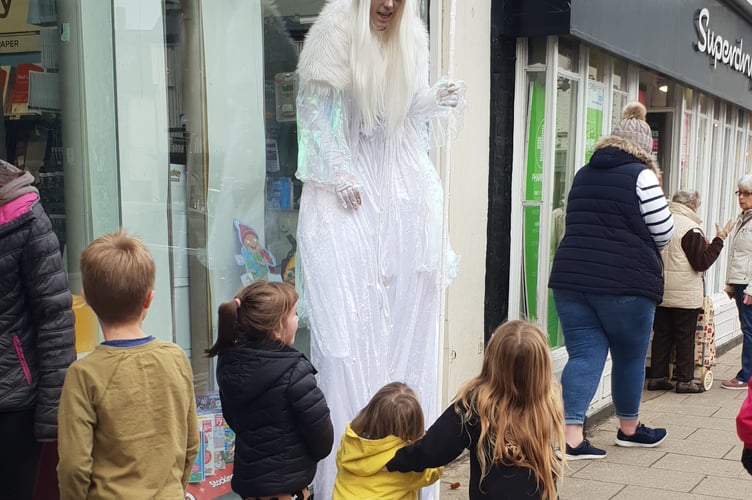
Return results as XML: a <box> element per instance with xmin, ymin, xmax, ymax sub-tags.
<box><xmin>80</xmin><ymin>229</ymin><xmax>155</xmax><ymax>325</ymax></box>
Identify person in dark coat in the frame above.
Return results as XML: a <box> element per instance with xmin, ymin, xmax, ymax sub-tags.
<box><xmin>548</xmin><ymin>102</ymin><xmax>674</xmax><ymax>460</ymax></box>
<box><xmin>0</xmin><ymin>159</ymin><xmax>76</xmax><ymax>500</ymax></box>
<box><xmin>206</xmin><ymin>280</ymin><xmax>333</xmax><ymax>500</ymax></box>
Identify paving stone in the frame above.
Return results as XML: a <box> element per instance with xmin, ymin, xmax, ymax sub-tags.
<box><xmin>640</xmin><ymin>399</ymin><xmax>719</xmax><ymax>417</ymax></box>
<box><xmin>652</xmin><ymin>452</ymin><xmax>747</xmax><ymax>478</ymax></box>
<box><xmin>559</xmin><ymin>476</ymin><xmax>624</xmax><ymax>500</ymax></box>
<box><xmin>582</xmin><ymin>445</ymin><xmax>666</xmax><ymax>467</ymax></box>
<box><xmin>690</xmin><ymin>475</ymin><xmax>752</xmax><ymax>499</ymax></box>
<box><xmin>652</xmin><ymin>412</ymin><xmax>737</xmax><ymax>432</ymax></box>
<box><xmin>687</xmin><ymin>427</ymin><xmax>745</xmax><ymax>446</ymax></box>
<box><xmin>570</xmin><ymin>461</ymin><xmax>703</xmax><ymax>492</ymax></box>
<box><xmin>611</xmin><ymin>484</ymin><xmax>733</xmax><ymax>499</ymax></box>
<box><xmin>712</xmin><ymin>404</ymin><xmax>746</xmax><ymax>419</ymax></box>
<box><xmin>724</xmin><ymin>444</ymin><xmax>745</xmax><ymax>460</ymax></box>
<box><xmin>653</xmin><ymin>435</ymin><xmax>734</xmax><ymax>459</ymax></box>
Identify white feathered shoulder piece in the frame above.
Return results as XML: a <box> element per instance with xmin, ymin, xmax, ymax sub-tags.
<box><xmin>296</xmin><ymin>0</ymin><xmax>352</xmax><ymax>90</ymax></box>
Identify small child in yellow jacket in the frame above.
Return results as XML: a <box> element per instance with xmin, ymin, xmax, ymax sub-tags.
<box><xmin>333</xmin><ymin>382</ymin><xmax>442</xmax><ymax>500</ymax></box>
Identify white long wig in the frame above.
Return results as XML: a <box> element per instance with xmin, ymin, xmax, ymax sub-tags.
<box><xmin>350</xmin><ymin>0</ymin><xmax>424</xmax><ymax>134</ymax></box>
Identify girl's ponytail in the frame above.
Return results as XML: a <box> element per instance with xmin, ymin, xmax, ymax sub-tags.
<box><xmin>205</xmin><ymin>299</ymin><xmax>240</xmax><ymax>357</ymax></box>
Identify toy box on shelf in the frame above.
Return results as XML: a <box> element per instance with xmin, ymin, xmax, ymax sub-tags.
<box><xmin>185</xmin><ymin>392</ymin><xmax>237</xmax><ymax>500</ymax></box>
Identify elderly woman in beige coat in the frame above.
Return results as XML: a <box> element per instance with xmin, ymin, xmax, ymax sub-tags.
<box><xmin>723</xmin><ymin>175</ymin><xmax>752</xmax><ymax>390</ymax></box>
<box><xmin>648</xmin><ymin>190</ymin><xmax>732</xmax><ymax>393</ymax></box>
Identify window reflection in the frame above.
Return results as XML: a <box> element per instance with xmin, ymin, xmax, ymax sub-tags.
<box><xmin>548</xmin><ymin>75</ymin><xmax>578</xmax><ymax>346</ymax></box>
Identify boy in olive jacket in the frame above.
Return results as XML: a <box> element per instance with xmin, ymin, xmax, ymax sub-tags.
<box><xmin>57</xmin><ymin>230</ymin><xmax>199</xmax><ymax>500</ymax></box>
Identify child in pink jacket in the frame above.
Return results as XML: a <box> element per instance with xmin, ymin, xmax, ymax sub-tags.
<box><xmin>736</xmin><ymin>380</ymin><xmax>752</xmax><ymax>475</ymax></box>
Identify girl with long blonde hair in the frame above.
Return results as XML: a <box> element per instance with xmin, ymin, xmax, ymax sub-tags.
<box><xmin>387</xmin><ymin>320</ymin><xmax>565</xmax><ymax>499</ymax></box>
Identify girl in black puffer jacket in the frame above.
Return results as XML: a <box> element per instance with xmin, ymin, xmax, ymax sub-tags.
<box><xmin>206</xmin><ymin>281</ymin><xmax>333</xmax><ymax>500</ymax></box>
<box><xmin>0</xmin><ymin>160</ymin><xmax>76</xmax><ymax>499</ymax></box>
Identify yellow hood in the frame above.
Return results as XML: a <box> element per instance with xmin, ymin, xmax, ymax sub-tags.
<box><xmin>333</xmin><ymin>424</ymin><xmax>443</xmax><ymax>500</ymax></box>
<box><xmin>337</xmin><ymin>424</ymin><xmax>406</xmax><ymax>476</ymax></box>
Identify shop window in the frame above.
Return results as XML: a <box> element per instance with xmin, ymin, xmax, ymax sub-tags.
<box><xmin>557</xmin><ymin>37</ymin><xmax>578</xmax><ymax>73</ymax></box>
<box><xmin>699</xmin><ymin>93</ymin><xmax>708</xmax><ymax>115</ymax></box>
<box><xmin>612</xmin><ymin>90</ymin><xmax>628</xmax><ymax>131</ymax></box>
<box><xmin>703</xmin><ymin>114</ymin><xmax>732</xmax><ymax>292</ymax></box>
<box><xmin>639</xmin><ymin>69</ymin><xmax>673</xmax><ymax>109</ymax></box>
<box><xmin>587</xmin><ymin>48</ymin><xmax>606</xmax><ymax>82</ymax></box>
<box><xmin>520</xmin><ymin>70</ymin><xmax>546</xmax><ymax>331</ymax></box>
<box><xmin>705</xmin><ymin>120</ymin><xmax>721</xmax><ymax>242</ymax></box>
<box><xmin>527</xmin><ymin>37</ymin><xmax>547</xmax><ymax>67</ymax></box>
<box><xmin>678</xmin><ymin>89</ymin><xmax>693</xmax><ymax>186</ymax></box>
<box><xmin>696</xmin><ymin>114</ymin><xmax>708</xmax><ymax>179</ymax></box>
<box><xmin>683</xmin><ymin>88</ymin><xmax>693</xmax><ymax>111</ymax></box>
<box><xmin>547</xmin><ymin>74</ymin><xmax>579</xmax><ymax>347</ymax></box>
<box><xmin>134</xmin><ymin>0</ymin><xmax>431</xmax><ymax>380</ymax></box>
<box><xmin>585</xmin><ymin>78</ymin><xmax>606</xmax><ymax>161</ymax></box>
<box><xmin>735</xmin><ymin>128</ymin><xmax>745</xmax><ymax>196</ymax></box>
<box><xmin>612</xmin><ymin>57</ymin><xmax>629</xmax><ymax>132</ymax></box>
<box><xmin>719</xmin><ymin>119</ymin><xmax>734</xmax><ymax>229</ymax></box>
<box><xmin>747</xmin><ymin>119</ymin><xmax>752</xmax><ymax>173</ymax></box>
<box><xmin>612</xmin><ymin>58</ymin><xmax>627</xmax><ymax>91</ymax></box>
<box><xmin>161</xmin><ymin>1</ymin><xmax>309</xmax><ymax>385</ymax></box>
<box><xmin>0</xmin><ymin>7</ymin><xmax>66</xmax><ymax>254</ymax></box>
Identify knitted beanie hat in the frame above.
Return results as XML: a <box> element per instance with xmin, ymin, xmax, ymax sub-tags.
<box><xmin>611</xmin><ymin>102</ymin><xmax>653</xmax><ymax>156</ymax></box>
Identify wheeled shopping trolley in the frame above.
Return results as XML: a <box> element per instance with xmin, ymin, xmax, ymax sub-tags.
<box><xmin>693</xmin><ymin>295</ymin><xmax>717</xmax><ymax>391</ymax></box>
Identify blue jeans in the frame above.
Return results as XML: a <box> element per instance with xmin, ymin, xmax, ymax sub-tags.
<box><xmin>553</xmin><ymin>289</ymin><xmax>657</xmax><ymax>425</ymax></box>
<box><xmin>732</xmin><ymin>285</ymin><xmax>752</xmax><ymax>383</ymax></box>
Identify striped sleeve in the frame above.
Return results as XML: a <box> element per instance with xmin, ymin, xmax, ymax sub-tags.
<box><xmin>636</xmin><ymin>169</ymin><xmax>674</xmax><ymax>250</ymax></box>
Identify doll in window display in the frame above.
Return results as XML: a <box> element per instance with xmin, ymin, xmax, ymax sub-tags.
<box><xmin>234</xmin><ymin>219</ymin><xmax>276</xmax><ymax>284</ymax></box>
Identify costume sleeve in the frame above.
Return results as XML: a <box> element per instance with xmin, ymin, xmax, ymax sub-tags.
<box><xmin>636</xmin><ymin>169</ymin><xmax>674</xmax><ymax>250</ymax></box>
<box><xmin>737</xmin><ymin>382</ymin><xmax>752</xmax><ymax>448</ymax></box>
<box><xmin>21</xmin><ymin>208</ymin><xmax>76</xmax><ymax>441</ymax></box>
<box><xmin>387</xmin><ymin>405</ymin><xmax>471</xmax><ymax>472</ymax></box>
<box><xmin>680</xmin><ymin>228</ymin><xmax>724</xmax><ymax>272</ymax></box>
<box><xmin>295</xmin><ymin>82</ymin><xmax>356</xmax><ymax>186</ymax></box>
<box><xmin>409</xmin><ymin>77</ymin><xmax>467</xmax><ymax>150</ymax></box>
<box><xmin>288</xmin><ymin>360</ymin><xmax>334</xmax><ymax>460</ymax></box>
<box><xmin>57</xmin><ymin>363</ymin><xmax>95</xmax><ymax>500</ymax></box>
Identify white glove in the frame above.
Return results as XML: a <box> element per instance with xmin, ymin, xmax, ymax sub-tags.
<box><xmin>336</xmin><ymin>181</ymin><xmax>361</xmax><ymax>210</ymax></box>
<box><xmin>437</xmin><ymin>82</ymin><xmax>461</xmax><ymax>107</ymax></box>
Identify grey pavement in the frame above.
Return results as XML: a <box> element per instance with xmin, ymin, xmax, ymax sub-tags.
<box><xmin>438</xmin><ymin>342</ymin><xmax>752</xmax><ymax>499</ymax></box>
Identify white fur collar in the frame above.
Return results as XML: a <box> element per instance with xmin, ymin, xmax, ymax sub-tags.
<box><xmin>296</xmin><ymin>0</ymin><xmax>353</xmax><ymax>91</ymax></box>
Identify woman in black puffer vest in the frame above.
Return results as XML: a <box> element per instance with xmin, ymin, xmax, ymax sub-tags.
<box><xmin>549</xmin><ymin>103</ymin><xmax>674</xmax><ymax>460</ymax></box>
<box><xmin>0</xmin><ymin>160</ymin><xmax>75</xmax><ymax>500</ymax></box>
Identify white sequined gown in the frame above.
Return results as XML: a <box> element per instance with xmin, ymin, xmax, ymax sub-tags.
<box><xmin>295</xmin><ymin>1</ymin><xmax>462</xmax><ymax>497</ymax></box>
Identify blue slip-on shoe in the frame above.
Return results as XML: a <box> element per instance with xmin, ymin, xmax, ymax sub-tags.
<box><xmin>564</xmin><ymin>439</ymin><xmax>607</xmax><ymax>460</ymax></box>
<box><xmin>615</xmin><ymin>423</ymin><xmax>667</xmax><ymax>448</ymax></box>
